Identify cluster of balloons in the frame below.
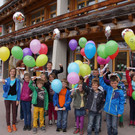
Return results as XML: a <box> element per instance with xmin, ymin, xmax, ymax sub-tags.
<box><xmin>97</xmin><ymin>40</ymin><xmax>119</xmax><ymax>64</ymax></box>
<box><xmin>0</xmin><ymin>47</ymin><xmax>10</xmax><ymax>62</ymax></box>
<box><xmin>11</xmin><ymin>39</ymin><xmax>48</xmax><ymax>67</ymax></box>
<box><xmin>122</xmin><ymin>29</ymin><xmax>135</xmax><ymax>50</ymax></box>
<box><xmin>67</xmin><ymin>60</ymin><xmax>91</xmax><ymax>85</ymax></box>
<box><xmin>69</xmin><ymin>37</ymin><xmax>96</xmax><ymax>60</ymax></box>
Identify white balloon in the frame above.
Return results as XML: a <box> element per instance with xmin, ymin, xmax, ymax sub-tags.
<box><xmin>53</xmin><ymin>28</ymin><xmax>60</xmax><ymax>39</ymax></box>
<box><xmin>13</xmin><ymin>12</ymin><xmax>25</xmax><ymax>23</ymax></box>
<box><xmin>121</xmin><ymin>29</ymin><xmax>134</xmax><ymax>39</ymax></box>
<box><xmin>105</xmin><ymin>26</ymin><xmax>111</xmax><ymax>39</ymax></box>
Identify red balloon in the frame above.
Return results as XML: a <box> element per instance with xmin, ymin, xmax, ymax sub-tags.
<box><xmin>109</xmin><ymin>48</ymin><xmax>119</xmax><ymax>60</ymax></box>
<box><xmin>80</xmin><ymin>48</ymin><xmax>86</xmax><ymax>56</ymax></box>
<box><xmin>39</xmin><ymin>43</ymin><xmax>48</xmax><ymax>55</ymax></box>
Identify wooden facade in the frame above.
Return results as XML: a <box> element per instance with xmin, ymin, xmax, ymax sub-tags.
<box><xmin>0</xmin><ymin>0</ymin><xmax>135</xmax><ymax>78</ymax></box>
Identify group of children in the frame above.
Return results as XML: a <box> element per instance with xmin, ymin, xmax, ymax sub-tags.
<box><xmin>2</xmin><ymin>61</ymin><xmax>135</xmax><ymax>135</ymax></box>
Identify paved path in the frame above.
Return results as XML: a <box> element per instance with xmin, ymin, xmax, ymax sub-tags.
<box><xmin>0</xmin><ymin>84</ymin><xmax>134</xmax><ymax>135</ymax></box>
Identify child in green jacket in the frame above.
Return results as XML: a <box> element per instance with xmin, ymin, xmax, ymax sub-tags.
<box><xmin>29</xmin><ymin>78</ymin><xmax>48</xmax><ymax>134</ymax></box>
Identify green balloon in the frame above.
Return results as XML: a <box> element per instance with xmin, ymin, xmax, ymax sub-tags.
<box><xmin>105</xmin><ymin>40</ymin><xmax>118</xmax><ymax>56</ymax></box>
<box><xmin>80</xmin><ymin>64</ymin><xmax>91</xmax><ymax>77</ymax></box>
<box><xmin>97</xmin><ymin>44</ymin><xmax>108</xmax><ymax>59</ymax></box>
<box><xmin>36</xmin><ymin>54</ymin><xmax>48</xmax><ymax>67</ymax></box>
<box><xmin>79</xmin><ymin>37</ymin><xmax>87</xmax><ymax>48</ymax></box>
<box><xmin>23</xmin><ymin>56</ymin><xmax>36</xmax><ymax>67</ymax></box>
<box><xmin>132</xmin><ymin>91</ymin><xmax>135</xmax><ymax>100</ymax></box>
<box><xmin>11</xmin><ymin>46</ymin><xmax>23</xmax><ymax>60</ymax></box>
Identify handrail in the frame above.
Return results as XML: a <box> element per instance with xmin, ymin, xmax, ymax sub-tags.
<box><xmin>0</xmin><ymin>0</ymin><xmax>132</xmax><ymax>40</ymax></box>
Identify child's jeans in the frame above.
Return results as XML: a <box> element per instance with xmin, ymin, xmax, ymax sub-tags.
<box><xmin>87</xmin><ymin>111</ymin><xmax>101</xmax><ymax>135</ymax></box>
<box><xmin>106</xmin><ymin>113</ymin><xmax>118</xmax><ymax>135</ymax></box>
<box><xmin>48</xmin><ymin>102</ymin><xmax>57</xmax><ymax>120</ymax></box>
<box><xmin>21</xmin><ymin>101</ymin><xmax>31</xmax><ymax>126</ymax></box>
<box><xmin>33</xmin><ymin>107</ymin><xmax>44</xmax><ymax>128</ymax></box>
<box><xmin>57</xmin><ymin>110</ymin><xmax>68</xmax><ymax>129</ymax></box>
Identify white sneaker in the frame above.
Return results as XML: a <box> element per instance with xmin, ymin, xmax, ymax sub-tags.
<box><xmin>54</xmin><ymin>120</ymin><xmax>57</xmax><ymax>124</ymax></box>
<box><xmin>49</xmin><ymin>120</ymin><xmax>52</xmax><ymax>125</ymax></box>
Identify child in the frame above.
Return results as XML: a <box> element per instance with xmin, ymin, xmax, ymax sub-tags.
<box><xmin>71</xmin><ymin>82</ymin><xmax>87</xmax><ymax>135</ymax></box>
<box><xmin>18</xmin><ymin>73</ymin><xmax>32</xmax><ymax>131</ymax></box>
<box><xmin>83</xmin><ymin>78</ymin><xmax>105</xmax><ymax>135</ymax></box>
<box><xmin>2</xmin><ymin>68</ymin><xmax>21</xmax><ymax>133</ymax></box>
<box><xmin>99</xmin><ymin>72</ymin><xmax>125</xmax><ymax>135</ymax></box>
<box><xmin>53</xmin><ymin>78</ymin><xmax>72</xmax><ymax>132</ymax></box>
<box><xmin>29</xmin><ymin>78</ymin><xmax>48</xmax><ymax>134</ymax></box>
<box><xmin>48</xmin><ymin>73</ymin><xmax>57</xmax><ymax>125</ymax></box>
<box><xmin>126</xmin><ymin>67</ymin><xmax>135</xmax><ymax>126</ymax></box>
<box><xmin>117</xmin><ymin>73</ymin><xmax>126</xmax><ymax>127</ymax></box>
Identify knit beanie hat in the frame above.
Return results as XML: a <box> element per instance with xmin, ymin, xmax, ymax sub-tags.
<box><xmin>117</xmin><ymin>73</ymin><xmax>123</xmax><ymax>81</ymax></box>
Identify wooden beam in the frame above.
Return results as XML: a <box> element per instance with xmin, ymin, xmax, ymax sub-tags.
<box><xmin>128</xmin><ymin>14</ymin><xmax>133</xmax><ymax>22</ymax></box>
<box><xmin>65</xmin><ymin>28</ymin><xmax>70</xmax><ymax>34</ymax></box>
<box><xmin>112</xmin><ymin>18</ymin><xmax>117</xmax><ymax>25</ymax></box>
<box><xmin>98</xmin><ymin>21</ymin><xmax>103</xmax><ymax>27</ymax></box>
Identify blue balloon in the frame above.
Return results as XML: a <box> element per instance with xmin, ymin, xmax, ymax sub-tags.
<box><xmin>68</xmin><ymin>62</ymin><xmax>80</xmax><ymax>74</ymax></box>
<box><xmin>51</xmin><ymin>79</ymin><xmax>62</xmax><ymax>93</ymax></box>
<box><xmin>84</xmin><ymin>43</ymin><xmax>96</xmax><ymax>59</ymax></box>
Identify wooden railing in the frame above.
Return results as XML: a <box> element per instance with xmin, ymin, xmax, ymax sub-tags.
<box><xmin>0</xmin><ymin>0</ymin><xmax>133</xmax><ymax>40</ymax></box>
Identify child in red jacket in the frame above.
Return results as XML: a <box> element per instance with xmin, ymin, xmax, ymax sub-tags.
<box><xmin>126</xmin><ymin>67</ymin><xmax>135</xmax><ymax>126</ymax></box>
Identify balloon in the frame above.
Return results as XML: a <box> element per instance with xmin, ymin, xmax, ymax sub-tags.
<box><xmin>84</xmin><ymin>43</ymin><xmax>96</xmax><ymax>59</ymax></box>
<box><xmin>51</xmin><ymin>79</ymin><xmax>62</xmax><ymax>93</ymax></box>
<box><xmin>68</xmin><ymin>62</ymin><xmax>80</xmax><ymax>74</ymax></box>
<box><xmin>97</xmin><ymin>44</ymin><xmax>108</xmax><ymax>59</ymax></box>
<box><xmin>30</xmin><ymin>39</ymin><xmax>41</xmax><ymax>54</ymax></box>
<box><xmin>97</xmin><ymin>56</ymin><xmax>106</xmax><ymax>65</ymax></box>
<box><xmin>23</xmin><ymin>48</ymin><xmax>32</xmax><ymax>57</ymax></box>
<box><xmin>11</xmin><ymin>46</ymin><xmax>23</xmax><ymax>60</ymax></box>
<box><xmin>129</xmin><ymin>36</ymin><xmax>135</xmax><ymax>50</ymax></box>
<box><xmin>0</xmin><ymin>47</ymin><xmax>10</xmax><ymax>62</ymax></box>
<box><xmin>109</xmin><ymin>48</ymin><xmax>119</xmax><ymax>60</ymax></box>
<box><xmin>36</xmin><ymin>54</ymin><xmax>48</xmax><ymax>67</ymax></box>
<box><xmin>105</xmin><ymin>40</ymin><xmax>118</xmax><ymax>56</ymax></box>
<box><xmin>80</xmin><ymin>48</ymin><xmax>86</xmax><ymax>56</ymax></box>
<box><xmin>132</xmin><ymin>91</ymin><xmax>135</xmax><ymax>100</ymax></box>
<box><xmin>121</xmin><ymin>29</ymin><xmax>134</xmax><ymax>39</ymax></box>
<box><xmin>69</xmin><ymin>39</ymin><xmax>78</xmax><ymax>51</ymax></box>
<box><xmin>105</xmin><ymin>26</ymin><xmax>111</xmax><ymax>39</ymax></box>
<box><xmin>75</xmin><ymin>60</ymin><xmax>83</xmax><ymax>68</ymax></box>
<box><xmin>67</xmin><ymin>72</ymin><xmax>80</xmax><ymax>84</ymax></box>
<box><xmin>53</xmin><ymin>28</ymin><xmax>60</xmax><ymax>39</ymax></box>
<box><xmin>124</xmin><ymin>31</ymin><xmax>134</xmax><ymax>45</ymax></box>
<box><xmin>105</xmin><ymin>57</ymin><xmax>111</xmax><ymax>64</ymax></box>
<box><xmin>86</xmin><ymin>40</ymin><xmax>95</xmax><ymax>46</ymax></box>
<box><xmin>79</xmin><ymin>37</ymin><xmax>87</xmax><ymax>48</ymax></box>
<box><xmin>80</xmin><ymin>64</ymin><xmax>91</xmax><ymax>77</ymax></box>
<box><xmin>23</xmin><ymin>56</ymin><xmax>36</xmax><ymax>67</ymax></box>
<box><xmin>13</xmin><ymin>12</ymin><xmax>25</xmax><ymax>23</ymax></box>
<box><xmin>39</xmin><ymin>43</ymin><xmax>48</xmax><ymax>55</ymax></box>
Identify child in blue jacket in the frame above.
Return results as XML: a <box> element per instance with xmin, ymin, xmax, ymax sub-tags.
<box><xmin>99</xmin><ymin>72</ymin><xmax>125</xmax><ymax>135</ymax></box>
<box><xmin>53</xmin><ymin>78</ymin><xmax>72</xmax><ymax>132</ymax></box>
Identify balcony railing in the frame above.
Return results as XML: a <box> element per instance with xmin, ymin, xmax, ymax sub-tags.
<box><xmin>0</xmin><ymin>0</ymin><xmax>134</xmax><ymax>40</ymax></box>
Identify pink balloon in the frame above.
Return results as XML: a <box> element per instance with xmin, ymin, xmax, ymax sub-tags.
<box><xmin>67</xmin><ymin>72</ymin><xmax>80</xmax><ymax>84</ymax></box>
<box><xmin>86</xmin><ymin>40</ymin><xmax>95</xmax><ymax>46</ymax></box>
<box><xmin>97</xmin><ymin>56</ymin><xmax>106</xmax><ymax>65</ymax></box>
<box><xmin>30</xmin><ymin>39</ymin><xmax>41</xmax><ymax>54</ymax></box>
<box><xmin>105</xmin><ymin>57</ymin><xmax>111</xmax><ymax>64</ymax></box>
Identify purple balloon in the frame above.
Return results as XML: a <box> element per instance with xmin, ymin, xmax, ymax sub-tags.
<box><xmin>86</xmin><ymin>40</ymin><xmax>95</xmax><ymax>46</ymax></box>
<box><xmin>97</xmin><ymin>56</ymin><xmax>106</xmax><ymax>65</ymax></box>
<box><xmin>69</xmin><ymin>39</ymin><xmax>78</xmax><ymax>51</ymax></box>
<box><xmin>105</xmin><ymin>57</ymin><xmax>111</xmax><ymax>64</ymax></box>
<box><xmin>67</xmin><ymin>72</ymin><xmax>80</xmax><ymax>84</ymax></box>
<box><xmin>23</xmin><ymin>48</ymin><xmax>32</xmax><ymax>57</ymax></box>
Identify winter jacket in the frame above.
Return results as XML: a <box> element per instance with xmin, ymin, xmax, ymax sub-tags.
<box><xmin>21</xmin><ymin>81</ymin><xmax>32</xmax><ymax>101</ymax></box>
<box><xmin>83</xmin><ymin>82</ymin><xmax>105</xmax><ymax>113</ymax></box>
<box><xmin>99</xmin><ymin>76</ymin><xmax>125</xmax><ymax>116</ymax></box>
<box><xmin>70</xmin><ymin>90</ymin><xmax>87</xmax><ymax>109</ymax></box>
<box><xmin>53</xmin><ymin>89</ymin><xmax>72</xmax><ymax>111</ymax></box>
<box><xmin>28</xmin><ymin>80</ymin><xmax>48</xmax><ymax>110</ymax></box>
<box><xmin>3</xmin><ymin>77</ymin><xmax>21</xmax><ymax>101</ymax></box>
<box><xmin>126</xmin><ymin>70</ymin><xmax>134</xmax><ymax>97</ymax></box>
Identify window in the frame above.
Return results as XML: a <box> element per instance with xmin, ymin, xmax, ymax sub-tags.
<box><xmin>5</xmin><ymin>22</ymin><xmax>14</xmax><ymax>34</ymax></box>
<box><xmin>49</xmin><ymin>3</ymin><xmax>57</xmax><ymax>18</ymax></box>
<box><xmin>30</xmin><ymin>9</ymin><xmax>44</xmax><ymax>25</ymax></box>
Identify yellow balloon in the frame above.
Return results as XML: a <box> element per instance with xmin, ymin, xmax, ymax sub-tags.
<box><xmin>36</xmin><ymin>54</ymin><xmax>48</xmax><ymax>67</ymax></box>
<box><xmin>129</xmin><ymin>35</ymin><xmax>135</xmax><ymax>50</ymax></box>
<box><xmin>0</xmin><ymin>47</ymin><xmax>10</xmax><ymax>62</ymax></box>
<box><xmin>124</xmin><ymin>31</ymin><xmax>134</xmax><ymax>45</ymax></box>
<box><xmin>75</xmin><ymin>60</ymin><xmax>83</xmax><ymax>75</ymax></box>
<box><xmin>80</xmin><ymin>64</ymin><xmax>91</xmax><ymax>77</ymax></box>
